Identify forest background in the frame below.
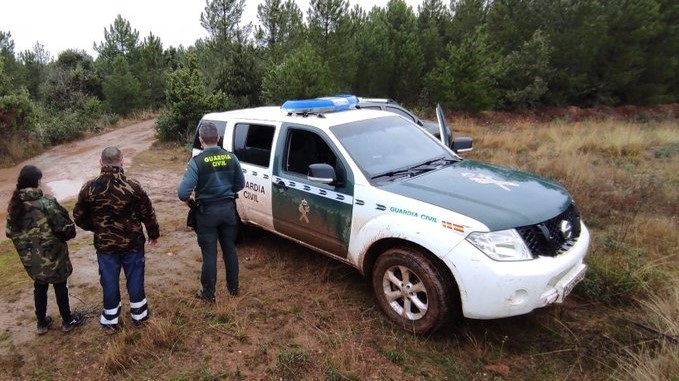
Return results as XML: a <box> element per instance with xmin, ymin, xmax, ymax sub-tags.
<box><xmin>1</xmin><ymin>0</ymin><xmax>678</xmax><ymax>162</ymax></box>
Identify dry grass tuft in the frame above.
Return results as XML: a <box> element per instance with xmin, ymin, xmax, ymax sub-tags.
<box><xmin>276</xmin><ymin>345</ymin><xmax>309</xmax><ymax>380</ymax></box>
<box><xmin>612</xmin><ymin>281</ymin><xmax>679</xmax><ymax>380</ymax></box>
<box><xmin>102</xmin><ymin>318</ymin><xmax>182</xmax><ymax>373</ymax></box>
<box><xmin>577</xmin><ymin>122</ymin><xmax>648</xmax><ymax>158</ymax></box>
<box><xmin>203</xmin><ymin>301</ymin><xmax>250</xmax><ymax>343</ymax></box>
<box><xmin>615</xmin><ymin>343</ymin><xmax>679</xmax><ymax>381</ymax></box>
<box><xmin>102</xmin><ymin>334</ymin><xmax>135</xmax><ymax>373</ymax></box>
<box><xmin>138</xmin><ymin>318</ymin><xmax>181</xmax><ymax>350</ymax></box>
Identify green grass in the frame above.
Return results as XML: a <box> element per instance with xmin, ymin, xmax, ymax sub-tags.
<box><xmin>0</xmin><ymin>240</ymin><xmax>29</xmax><ymax>297</ymax></box>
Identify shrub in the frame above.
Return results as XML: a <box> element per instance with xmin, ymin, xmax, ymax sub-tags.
<box><xmin>35</xmin><ymin>105</ymin><xmax>105</xmax><ymax>145</ymax></box>
<box><xmin>156</xmin><ymin>53</ymin><xmax>228</xmax><ymax>143</ymax></box>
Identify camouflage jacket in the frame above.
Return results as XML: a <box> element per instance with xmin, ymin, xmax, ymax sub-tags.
<box><xmin>73</xmin><ymin>166</ymin><xmax>160</xmax><ymax>253</ymax></box>
<box><xmin>5</xmin><ymin>188</ymin><xmax>76</xmax><ymax>284</ymax></box>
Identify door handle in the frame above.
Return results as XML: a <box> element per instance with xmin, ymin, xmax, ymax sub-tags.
<box><xmin>273</xmin><ymin>179</ymin><xmax>288</xmax><ymax>190</ymax></box>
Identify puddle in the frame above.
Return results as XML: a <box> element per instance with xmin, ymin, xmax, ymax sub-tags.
<box><xmin>46</xmin><ymin>179</ymin><xmax>85</xmax><ymax>200</ymax></box>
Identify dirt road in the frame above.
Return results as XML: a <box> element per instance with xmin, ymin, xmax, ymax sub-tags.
<box><xmin>0</xmin><ymin>120</ymin><xmax>157</xmax><ymax>239</ymax></box>
<box><xmin>0</xmin><ymin>119</ymin><xmax>187</xmax><ymax>350</ymax></box>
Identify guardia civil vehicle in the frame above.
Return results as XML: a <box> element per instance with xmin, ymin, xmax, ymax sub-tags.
<box><xmin>191</xmin><ymin>95</ymin><xmax>589</xmax><ymax>334</ymax></box>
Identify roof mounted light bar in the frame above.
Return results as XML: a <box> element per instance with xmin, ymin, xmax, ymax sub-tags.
<box><xmin>281</xmin><ymin>95</ymin><xmax>359</xmax><ymax>116</ymax></box>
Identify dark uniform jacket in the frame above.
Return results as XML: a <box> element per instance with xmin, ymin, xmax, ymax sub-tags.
<box><xmin>177</xmin><ymin>146</ymin><xmax>245</xmax><ymax>203</ymax></box>
<box><xmin>73</xmin><ymin>166</ymin><xmax>160</xmax><ymax>253</ymax></box>
<box><xmin>6</xmin><ymin>188</ymin><xmax>76</xmax><ymax>284</ymax></box>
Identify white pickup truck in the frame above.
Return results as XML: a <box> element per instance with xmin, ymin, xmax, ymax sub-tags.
<box><xmin>191</xmin><ymin>95</ymin><xmax>589</xmax><ymax>334</ymax></box>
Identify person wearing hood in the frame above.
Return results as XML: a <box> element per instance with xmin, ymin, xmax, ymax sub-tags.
<box><xmin>5</xmin><ymin>165</ymin><xmax>85</xmax><ymax>334</ymax></box>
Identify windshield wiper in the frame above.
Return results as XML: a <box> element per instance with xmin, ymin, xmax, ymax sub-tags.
<box><xmin>371</xmin><ymin>156</ymin><xmax>453</xmax><ymax>180</ymax></box>
<box><xmin>371</xmin><ymin>168</ymin><xmax>414</xmax><ymax>180</ymax></box>
<box><xmin>413</xmin><ymin>156</ymin><xmax>455</xmax><ymax>169</ymax></box>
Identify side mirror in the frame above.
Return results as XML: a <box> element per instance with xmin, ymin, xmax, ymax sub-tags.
<box><xmin>452</xmin><ymin>136</ymin><xmax>473</xmax><ymax>153</ymax></box>
<box><xmin>308</xmin><ymin>163</ymin><xmax>336</xmax><ymax>184</ymax></box>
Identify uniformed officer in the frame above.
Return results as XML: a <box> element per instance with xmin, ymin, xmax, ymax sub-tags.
<box><xmin>177</xmin><ymin>122</ymin><xmax>245</xmax><ymax>302</ymax></box>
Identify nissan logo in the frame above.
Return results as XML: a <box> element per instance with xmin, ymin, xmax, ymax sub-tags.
<box><xmin>560</xmin><ymin>220</ymin><xmax>573</xmax><ymax>240</ymax></box>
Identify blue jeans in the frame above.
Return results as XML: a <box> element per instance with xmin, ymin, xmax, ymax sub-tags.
<box><xmin>196</xmin><ymin>200</ymin><xmax>239</xmax><ymax>298</ymax></box>
<box><xmin>97</xmin><ymin>249</ymin><xmax>148</xmax><ymax>325</ymax></box>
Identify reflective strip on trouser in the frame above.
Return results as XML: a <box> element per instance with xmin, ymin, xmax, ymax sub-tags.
<box><xmin>97</xmin><ymin>250</ymin><xmax>148</xmax><ymax>324</ymax></box>
<box><xmin>100</xmin><ymin>302</ymin><xmax>121</xmax><ymax>325</ymax></box>
<box><xmin>130</xmin><ymin>298</ymin><xmax>148</xmax><ymax>322</ymax></box>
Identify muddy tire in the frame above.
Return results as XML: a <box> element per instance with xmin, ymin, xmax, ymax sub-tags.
<box><xmin>372</xmin><ymin>247</ymin><xmax>455</xmax><ymax>334</ymax></box>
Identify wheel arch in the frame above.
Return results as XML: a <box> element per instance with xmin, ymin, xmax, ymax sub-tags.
<box><xmin>362</xmin><ymin>237</ymin><xmax>462</xmax><ymax>318</ymax></box>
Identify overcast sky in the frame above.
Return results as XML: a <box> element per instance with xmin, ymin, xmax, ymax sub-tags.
<box><xmin>2</xmin><ymin>0</ymin><xmax>424</xmax><ymax>59</ymax></box>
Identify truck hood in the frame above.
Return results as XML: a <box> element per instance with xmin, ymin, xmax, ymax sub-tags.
<box><xmin>382</xmin><ymin>160</ymin><xmax>572</xmax><ymax>231</ymax></box>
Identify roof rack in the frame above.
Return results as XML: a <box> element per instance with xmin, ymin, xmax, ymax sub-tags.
<box><xmin>356</xmin><ymin>97</ymin><xmax>397</xmax><ymax>104</ymax></box>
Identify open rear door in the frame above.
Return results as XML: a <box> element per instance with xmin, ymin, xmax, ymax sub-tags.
<box><xmin>436</xmin><ymin>103</ymin><xmax>473</xmax><ymax>153</ymax></box>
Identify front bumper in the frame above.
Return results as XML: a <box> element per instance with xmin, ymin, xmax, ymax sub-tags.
<box><xmin>443</xmin><ymin>222</ymin><xmax>590</xmax><ymax>320</ymax></box>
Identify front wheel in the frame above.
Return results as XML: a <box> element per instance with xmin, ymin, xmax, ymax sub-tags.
<box><xmin>372</xmin><ymin>247</ymin><xmax>455</xmax><ymax>334</ymax></box>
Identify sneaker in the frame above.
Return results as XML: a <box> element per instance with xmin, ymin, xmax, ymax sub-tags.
<box><xmin>37</xmin><ymin>315</ymin><xmax>53</xmax><ymax>335</ymax></box>
<box><xmin>229</xmin><ymin>288</ymin><xmax>239</xmax><ymax>297</ymax></box>
<box><xmin>195</xmin><ymin>289</ymin><xmax>215</xmax><ymax>303</ymax></box>
<box><xmin>62</xmin><ymin>313</ymin><xmax>85</xmax><ymax>332</ymax></box>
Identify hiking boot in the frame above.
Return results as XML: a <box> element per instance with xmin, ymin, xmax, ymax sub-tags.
<box><xmin>133</xmin><ymin>315</ymin><xmax>149</xmax><ymax>327</ymax></box>
<box><xmin>101</xmin><ymin>323</ymin><xmax>119</xmax><ymax>335</ymax></box>
<box><xmin>37</xmin><ymin>315</ymin><xmax>53</xmax><ymax>335</ymax></box>
<box><xmin>195</xmin><ymin>289</ymin><xmax>215</xmax><ymax>303</ymax></box>
<box><xmin>62</xmin><ymin>313</ymin><xmax>85</xmax><ymax>332</ymax></box>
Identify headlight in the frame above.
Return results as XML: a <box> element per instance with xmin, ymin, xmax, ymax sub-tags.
<box><xmin>466</xmin><ymin>229</ymin><xmax>533</xmax><ymax>261</ymax></box>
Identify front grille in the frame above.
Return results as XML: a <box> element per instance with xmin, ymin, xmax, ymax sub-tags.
<box><xmin>516</xmin><ymin>204</ymin><xmax>582</xmax><ymax>258</ymax></box>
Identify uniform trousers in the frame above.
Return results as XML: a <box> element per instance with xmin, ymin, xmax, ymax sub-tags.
<box><xmin>195</xmin><ymin>200</ymin><xmax>239</xmax><ymax>298</ymax></box>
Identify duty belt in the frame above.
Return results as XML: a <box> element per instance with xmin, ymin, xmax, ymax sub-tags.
<box><xmin>197</xmin><ymin>198</ymin><xmax>234</xmax><ymax>208</ymax></box>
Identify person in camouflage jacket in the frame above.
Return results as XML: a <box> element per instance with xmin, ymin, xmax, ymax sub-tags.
<box><xmin>73</xmin><ymin>146</ymin><xmax>159</xmax><ymax>332</ymax></box>
<box><xmin>6</xmin><ymin>165</ymin><xmax>84</xmax><ymax>334</ymax></box>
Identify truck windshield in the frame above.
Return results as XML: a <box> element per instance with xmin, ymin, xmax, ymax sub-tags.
<box><xmin>332</xmin><ymin>116</ymin><xmax>454</xmax><ymax>179</ymax></box>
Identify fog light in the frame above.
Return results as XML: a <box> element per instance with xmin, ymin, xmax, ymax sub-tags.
<box><xmin>508</xmin><ymin>289</ymin><xmax>528</xmax><ymax>305</ymax></box>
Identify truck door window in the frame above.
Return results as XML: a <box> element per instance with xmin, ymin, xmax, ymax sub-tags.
<box><xmin>233</xmin><ymin>123</ymin><xmax>275</xmax><ymax>167</ymax></box>
<box><xmin>285</xmin><ymin>129</ymin><xmax>337</xmax><ymax>176</ymax></box>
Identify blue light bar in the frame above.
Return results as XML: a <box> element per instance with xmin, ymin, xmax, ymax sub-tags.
<box><xmin>326</xmin><ymin>94</ymin><xmax>359</xmax><ymax>108</ymax></box>
<box><xmin>281</xmin><ymin>95</ymin><xmax>358</xmax><ymax>114</ymax></box>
